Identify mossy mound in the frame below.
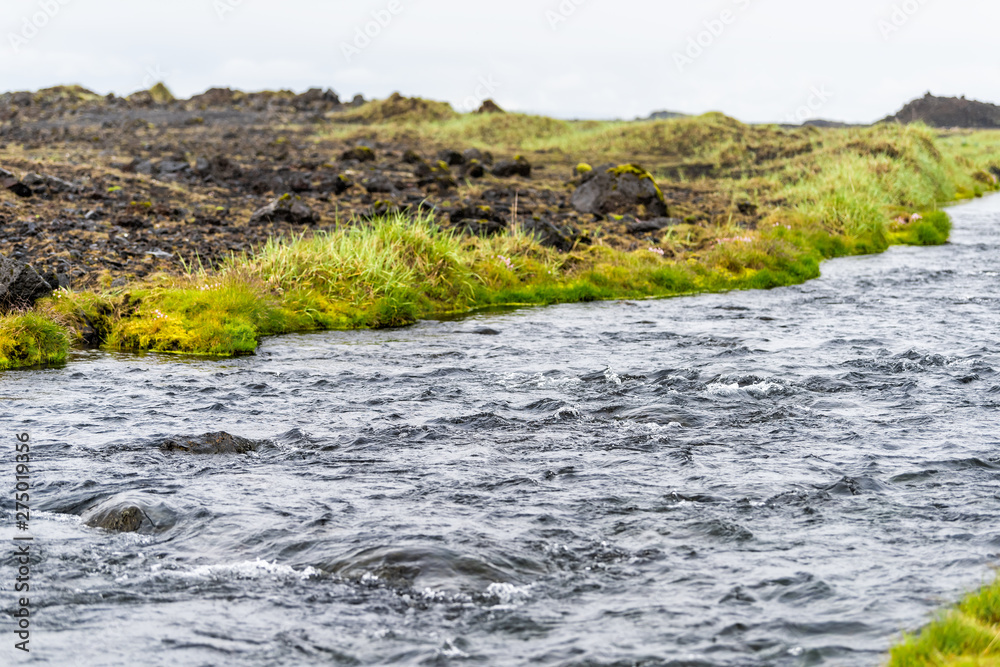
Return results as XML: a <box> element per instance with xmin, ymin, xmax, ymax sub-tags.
<box><xmin>337</xmin><ymin>92</ymin><xmax>458</xmax><ymax>124</ymax></box>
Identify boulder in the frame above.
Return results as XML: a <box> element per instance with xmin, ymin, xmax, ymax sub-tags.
<box><xmin>462</xmin><ymin>160</ymin><xmax>485</xmax><ymax>179</ymax></box>
<box><xmin>249</xmin><ymin>195</ymin><xmax>318</xmax><ymax>225</ymax></box>
<box><xmin>159</xmin><ymin>431</ymin><xmax>260</xmax><ymax>454</ymax></box>
<box><xmin>0</xmin><ymin>255</ymin><xmax>53</xmax><ymax>310</ymax></box>
<box><xmin>3</xmin><ymin>177</ymin><xmax>32</xmax><ymax>198</ymax></box>
<box><xmin>82</xmin><ymin>494</ymin><xmax>174</xmax><ymax>533</ymax></box>
<box><xmin>492</xmin><ymin>156</ymin><xmax>531</xmax><ymax>178</ymax></box>
<box><xmin>571</xmin><ymin>164</ymin><xmax>668</xmax><ymax>217</ymax></box>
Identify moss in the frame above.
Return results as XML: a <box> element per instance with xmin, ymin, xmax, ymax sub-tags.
<box><xmin>576</xmin><ymin>163</ymin><xmax>593</xmax><ymax>174</ymax></box>
<box><xmin>0</xmin><ymin>312</ymin><xmax>69</xmax><ymax>370</ymax></box>
<box><xmin>148</xmin><ymin>82</ymin><xmax>175</xmax><ymax>104</ymax></box>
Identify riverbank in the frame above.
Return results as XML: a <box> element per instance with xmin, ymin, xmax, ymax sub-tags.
<box><xmin>889</xmin><ymin>576</ymin><xmax>1000</xmax><ymax>664</ymax></box>
<box><xmin>2</xmin><ymin>89</ymin><xmax>1000</xmax><ymax>370</ymax></box>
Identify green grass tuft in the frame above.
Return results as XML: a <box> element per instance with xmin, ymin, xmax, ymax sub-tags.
<box><xmin>0</xmin><ymin>312</ymin><xmax>69</xmax><ymax>370</ymax></box>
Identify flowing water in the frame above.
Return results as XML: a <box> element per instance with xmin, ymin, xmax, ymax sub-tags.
<box><xmin>3</xmin><ymin>196</ymin><xmax>1000</xmax><ymax>666</ymax></box>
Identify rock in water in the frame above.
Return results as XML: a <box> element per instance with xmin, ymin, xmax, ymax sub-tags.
<box><xmin>571</xmin><ymin>164</ymin><xmax>668</xmax><ymax>218</ymax></box>
<box><xmin>249</xmin><ymin>195</ymin><xmax>318</xmax><ymax>225</ymax></box>
<box><xmin>0</xmin><ymin>255</ymin><xmax>53</xmax><ymax>310</ymax></box>
<box><xmin>159</xmin><ymin>431</ymin><xmax>260</xmax><ymax>454</ymax></box>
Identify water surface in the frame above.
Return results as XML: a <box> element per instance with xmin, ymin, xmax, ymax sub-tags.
<box><xmin>3</xmin><ymin>196</ymin><xmax>1000</xmax><ymax>666</ymax></box>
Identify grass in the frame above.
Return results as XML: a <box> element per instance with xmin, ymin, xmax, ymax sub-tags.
<box><xmin>3</xmin><ymin>111</ymin><xmax>1000</xmax><ymax>365</ymax></box>
<box><xmin>889</xmin><ymin>577</ymin><xmax>1000</xmax><ymax>666</ymax></box>
<box><xmin>0</xmin><ymin>311</ymin><xmax>69</xmax><ymax>370</ymax></box>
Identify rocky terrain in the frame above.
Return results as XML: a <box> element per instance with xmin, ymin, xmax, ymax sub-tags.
<box><xmin>0</xmin><ymin>86</ymin><xmax>752</xmax><ymax>293</ymax></box>
<box><xmin>882</xmin><ymin>93</ymin><xmax>1000</xmax><ymax>128</ymax></box>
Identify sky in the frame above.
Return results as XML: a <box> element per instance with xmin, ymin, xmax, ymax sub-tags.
<box><xmin>2</xmin><ymin>0</ymin><xmax>998</xmax><ymax>124</ymax></box>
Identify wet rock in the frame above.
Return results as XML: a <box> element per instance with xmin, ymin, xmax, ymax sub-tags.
<box><xmin>1</xmin><ymin>255</ymin><xmax>53</xmax><ymax>310</ymax></box>
<box><xmin>437</xmin><ymin>149</ymin><xmax>465</xmax><ymax>166</ymax></box>
<box><xmin>82</xmin><ymin>494</ymin><xmax>173</xmax><ymax>533</ymax></box>
<box><xmin>249</xmin><ymin>195</ymin><xmax>318</xmax><ymax>225</ymax></box>
<box><xmin>571</xmin><ymin>164</ymin><xmax>668</xmax><ymax>217</ymax></box>
<box><xmin>627</xmin><ymin>217</ymin><xmax>682</xmax><ymax>235</ymax></box>
<box><xmin>159</xmin><ymin>431</ymin><xmax>260</xmax><ymax>454</ymax></box>
<box><xmin>492</xmin><ymin>156</ymin><xmax>532</xmax><ymax>178</ymax></box>
<box><xmin>319</xmin><ymin>173</ymin><xmax>352</xmax><ymax>195</ymax></box>
<box><xmin>341</xmin><ymin>146</ymin><xmax>376</xmax><ymax>163</ymax></box>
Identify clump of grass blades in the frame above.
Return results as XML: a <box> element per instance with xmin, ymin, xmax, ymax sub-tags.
<box><xmin>889</xmin><ymin>577</ymin><xmax>1000</xmax><ymax>666</ymax></box>
<box><xmin>0</xmin><ymin>311</ymin><xmax>69</xmax><ymax>370</ymax></box>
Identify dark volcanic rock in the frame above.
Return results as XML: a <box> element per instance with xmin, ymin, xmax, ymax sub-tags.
<box><xmin>3</xmin><ymin>178</ymin><xmax>32</xmax><ymax>198</ymax></box>
<box><xmin>627</xmin><ymin>217</ymin><xmax>681</xmax><ymax>235</ymax></box>
<box><xmin>476</xmin><ymin>99</ymin><xmax>505</xmax><ymax>114</ymax></box>
<box><xmin>1</xmin><ymin>255</ymin><xmax>53</xmax><ymax>310</ymax></box>
<box><xmin>882</xmin><ymin>93</ymin><xmax>1000</xmax><ymax>128</ymax></box>
<box><xmin>362</xmin><ymin>173</ymin><xmax>396</xmax><ymax>194</ymax></box>
<box><xmin>462</xmin><ymin>160</ymin><xmax>485</xmax><ymax>179</ymax></box>
<box><xmin>450</xmin><ymin>204</ymin><xmax>507</xmax><ymax>236</ymax></box>
<box><xmin>159</xmin><ymin>431</ymin><xmax>260</xmax><ymax>454</ymax></box>
<box><xmin>463</xmin><ymin>148</ymin><xmax>493</xmax><ymax>165</ymax></box>
<box><xmin>22</xmin><ymin>171</ymin><xmax>79</xmax><ymax>195</ymax></box>
<box><xmin>84</xmin><ymin>504</ymin><xmax>147</xmax><ymax>533</ymax></box>
<box><xmin>571</xmin><ymin>164</ymin><xmax>668</xmax><ymax>217</ymax></box>
<box><xmin>82</xmin><ymin>494</ymin><xmax>174</xmax><ymax>533</ymax></box>
<box><xmin>523</xmin><ymin>219</ymin><xmax>580</xmax><ymax>252</ymax></box>
<box><xmin>341</xmin><ymin>146</ymin><xmax>376</xmax><ymax>162</ymax></box>
<box><xmin>249</xmin><ymin>195</ymin><xmax>318</xmax><ymax>225</ymax></box>
<box><xmin>401</xmin><ymin>149</ymin><xmax>423</xmax><ymax>164</ymax></box>
<box><xmin>492</xmin><ymin>156</ymin><xmax>531</xmax><ymax>178</ymax></box>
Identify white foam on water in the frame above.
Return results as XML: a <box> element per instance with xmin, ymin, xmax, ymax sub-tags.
<box><xmin>152</xmin><ymin>557</ymin><xmax>321</xmax><ymax>582</ymax></box>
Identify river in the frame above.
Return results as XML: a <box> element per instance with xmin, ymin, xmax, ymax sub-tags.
<box><xmin>2</xmin><ymin>195</ymin><xmax>999</xmax><ymax>666</ymax></box>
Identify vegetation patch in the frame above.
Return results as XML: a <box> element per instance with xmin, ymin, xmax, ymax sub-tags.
<box><xmin>888</xmin><ymin>576</ymin><xmax>1000</xmax><ymax>666</ymax></box>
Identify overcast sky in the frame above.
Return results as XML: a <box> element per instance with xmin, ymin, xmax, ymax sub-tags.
<box><xmin>3</xmin><ymin>0</ymin><xmax>998</xmax><ymax>123</ymax></box>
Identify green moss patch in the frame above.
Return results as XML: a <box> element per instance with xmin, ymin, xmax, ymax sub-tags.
<box><xmin>0</xmin><ymin>312</ymin><xmax>69</xmax><ymax>370</ymax></box>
